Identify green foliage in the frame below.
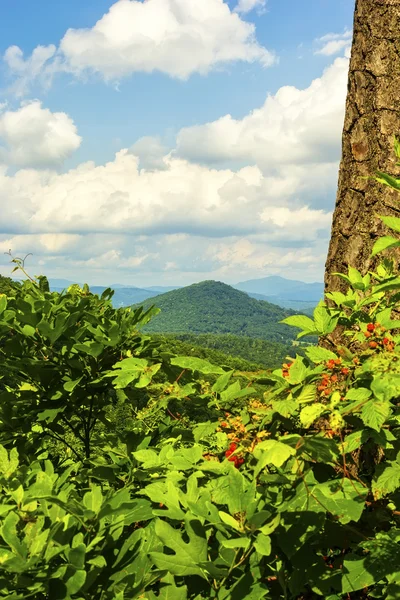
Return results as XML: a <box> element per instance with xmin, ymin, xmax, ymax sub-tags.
<box><xmin>0</xmin><ymin>274</ymin><xmax>20</xmax><ymax>296</ymax></box>
<box><xmin>2</xmin><ymin>143</ymin><xmax>400</xmax><ymax>598</ymax></box>
<box><xmin>154</xmin><ymin>332</ymin><xmax>309</xmax><ymax>371</ymax></box>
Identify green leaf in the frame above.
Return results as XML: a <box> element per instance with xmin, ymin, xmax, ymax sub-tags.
<box><xmin>297</xmin><ymin>384</ymin><xmax>317</xmax><ymax>404</ymax></box>
<box><xmin>1</xmin><ymin>512</ymin><xmax>26</xmax><ymax>558</ymax></box>
<box><xmin>371</xmin><ymin>236</ymin><xmax>400</xmax><ymax>257</ymax></box>
<box><xmin>313</xmin><ymin>300</ymin><xmax>338</xmax><ymax>333</ymax></box>
<box><xmin>221</xmin><ymin>538</ymin><xmax>250</xmax><ymax>549</ymax></box>
<box><xmin>150</xmin><ymin>518</ymin><xmax>207</xmax><ymax>578</ymax></box>
<box><xmin>372</xmin><ymin>463</ymin><xmax>400</xmax><ymax>499</ymax></box>
<box><xmin>0</xmin><ymin>294</ymin><xmax>7</xmax><ymax>314</ymax></box>
<box><xmin>65</xmin><ymin>569</ymin><xmax>87</xmax><ymax>595</ymax></box>
<box><xmin>170</xmin><ymin>356</ymin><xmax>224</xmax><ymax>374</ymax></box>
<box><xmin>279</xmin><ymin>314</ymin><xmax>317</xmax><ymax>334</ymax></box>
<box><xmin>286</xmin><ymin>356</ymin><xmax>308</xmax><ymax>384</ymax></box>
<box><xmin>0</xmin><ymin>446</ymin><xmax>19</xmax><ymax>479</ymax></box>
<box><xmin>379</xmin><ymin>214</ymin><xmax>400</xmax><ymax>233</ymax></box>
<box><xmin>212</xmin><ymin>370</ymin><xmax>234</xmax><ymax>393</ymax></box>
<box><xmin>305</xmin><ymin>346</ymin><xmax>337</xmax><ymax>364</ymax></box>
<box><xmin>74</xmin><ymin>341</ymin><xmax>104</xmax><ymax>358</ymax></box>
<box><xmin>313</xmin><ymin>479</ymin><xmax>367</xmax><ymax>524</ymax></box>
<box><xmin>64</xmin><ymin>376</ymin><xmax>84</xmax><ymax>392</ymax></box>
<box><xmin>254</xmin><ymin>440</ymin><xmax>296</xmax><ymax>475</ymax></box>
<box><xmin>361</xmin><ymin>400</ymin><xmax>391</xmax><ymax>432</ymax></box>
<box><xmin>219</xmin><ymin>511</ymin><xmax>242</xmax><ymax>531</ymax></box>
<box><xmin>254</xmin><ymin>533</ymin><xmax>271</xmax><ymax>556</ymax></box>
<box><xmin>83</xmin><ymin>485</ymin><xmax>103</xmax><ymax>515</ymax></box>
<box><xmin>300</xmin><ymin>403</ymin><xmax>327</xmax><ymax>428</ymax></box>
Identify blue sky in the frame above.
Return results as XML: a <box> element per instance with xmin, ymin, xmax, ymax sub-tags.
<box><xmin>0</xmin><ymin>0</ymin><xmax>355</xmax><ymax>287</ymax></box>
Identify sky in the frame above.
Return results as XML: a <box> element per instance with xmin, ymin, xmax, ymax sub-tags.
<box><xmin>0</xmin><ymin>0</ymin><xmax>355</xmax><ymax>288</ymax></box>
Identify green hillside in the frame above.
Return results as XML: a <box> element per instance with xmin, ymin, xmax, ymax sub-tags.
<box><xmin>155</xmin><ymin>332</ymin><xmax>310</xmax><ymax>370</ymax></box>
<box><xmin>135</xmin><ymin>280</ymin><xmax>316</xmax><ymax>344</ymax></box>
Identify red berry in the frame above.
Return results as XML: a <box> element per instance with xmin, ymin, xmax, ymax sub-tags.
<box><xmin>341</xmin><ymin>367</ymin><xmax>349</xmax><ymax>375</ymax></box>
<box><xmin>369</xmin><ymin>341</ymin><xmax>378</xmax><ymax>349</ymax></box>
<box><xmin>367</xmin><ymin>323</ymin><xmax>375</xmax><ymax>332</ymax></box>
<box><xmin>383</xmin><ymin>338</ymin><xmax>389</xmax><ymax>345</ymax></box>
<box><xmin>229</xmin><ymin>443</ymin><xmax>237</xmax><ymax>451</ymax></box>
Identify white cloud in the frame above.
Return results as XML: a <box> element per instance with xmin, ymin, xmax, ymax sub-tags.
<box><xmin>315</xmin><ymin>30</ymin><xmax>352</xmax><ymax>56</ymax></box>
<box><xmin>235</xmin><ymin>0</ymin><xmax>266</xmax><ymax>14</ymax></box>
<box><xmin>0</xmin><ymin>151</ymin><xmax>333</xmax><ymax>236</ymax></box>
<box><xmin>129</xmin><ymin>136</ymin><xmax>169</xmax><ymax>171</ymax></box>
<box><xmin>175</xmin><ymin>55</ymin><xmax>349</xmax><ymax>170</ymax></box>
<box><xmin>0</xmin><ymin>49</ymin><xmax>350</xmax><ymax>285</ymax></box>
<box><xmin>4</xmin><ymin>0</ymin><xmax>276</xmax><ymax>92</ymax></box>
<box><xmin>3</xmin><ymin>45</ymin><xmax>56</xmax><ymax>96</ymax></box>
<box><xmin>0</xmin><ymin>101</ymin><xmax>81</xmax><ymax>168</ymax></box>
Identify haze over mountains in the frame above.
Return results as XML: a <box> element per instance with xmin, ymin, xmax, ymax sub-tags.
<box><xmin>48</xmin><ymin>275</ymin><xmax>323</xmax><ymax>312</ymax></box>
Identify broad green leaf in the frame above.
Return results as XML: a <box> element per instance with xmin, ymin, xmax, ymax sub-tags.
<box><xmin>64</xmin><ymin>376</ymin><xmax>84</xmax><ymax>392</ymax></box>
<box><xmin>371</xmin><ymin>236</ymin><xmax>400</xmax><ymax>257</ymax></box>
<box><xmin>221</xmin><ymin>538</ymin><xmax>250</xmax><ymax>549</ymax></box>
<box><xmin>254</xmin><ymin>440</ymin><xmax>296</xmax><ymax>475</ymax></box>
<box><xmin>372</xmin><ymin>463</ymin><xmax>400</xmax><ymax>499</ymax></box>
<box><xmin>279</xmin><ymin>314</ymin><xmax>317</xmax><ymax>333</ymax></box>
<box><xmin>286</xmin><ymin>356</ymin><xmax>308</xmax><ymax>384</ymax></box>
<box><xmin>219</xmin><ymin>511</ymin><xmax>242</xmax><ymax>531</ymax></box>
<box><xmin>0</xmin><ymin>446</ymin><xmax>19</xmax><ymax>479</ymax></box>
<box><xmin>300</xmin><ymin>403</ymin><xmax>327</xmax><ymax>428</ymax></box>
<box><xmin>254</xmin><ymin>533</ymin><xmax>271</xmax><ymax>556</ymax></box>
<box><xmin>305</xmin><ymin>346</ymin><xmax>337</xmax><ymax>363</ymax></box>
<box><xmin>313</xmin><ymin>301</ymin><xmax>337</xmax><ymax>333</ymax></box>
<box><xmin>74</xmin><ymin>341</ymin><xmax>104</xmax><ymax>358</ymax></box>
<box><xmin>313</xmin><ymin>479</ymin><xmax>367</xmax><ymax>524</ymax></box>
<box><xmin>379</xmin><ymin>214</ymin><xmax>400</xmax><ymax>234</ymax></box>
<box><xmin>65</xmin><ymin>569</ymin><xmax>87</xmax><ymax>595</ymax></box>
<box><xmin>1</xmin><ymin>512</ymin><xmax>27</xmax><ymax>558</ymax></box>
<box><xmin>212</xmin><ymin>370</ymin><xmax>234</xmax><ymax>393</ymax></box>
<box><xmin>296</xmin><ymin>384</ymin><xmax>317</xmax><ymax>404</ymax></box>
<box><xmin>83</xmin><ymin>485</ymin><xmax>103</xmax><ymax>515</ymax></box>
<box><xmin>298</xmin><ymin>436</ymin><xmax>340</xmax><ymax>463</ymax></box>
<box><xmin>150</xmin><ymin>518</ymin><xmax>207</xmax><ymax>578</ymax></box>
<box><xmin>361</xmin><ymin>400</ymin><xmax>391</xmax><ymax>432</ymax></box>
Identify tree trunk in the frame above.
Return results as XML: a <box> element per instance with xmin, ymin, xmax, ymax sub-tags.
<box><xmin>320</xmin><ymin>0</ymin><xmax>400</xmax><ymax>349</ymax></box>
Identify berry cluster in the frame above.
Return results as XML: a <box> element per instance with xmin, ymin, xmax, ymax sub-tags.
<box><xmin>317</xmin><ymin>357</ymin><xmax>349</xmax><ymax>396</ymax></box>
<box><xmin>225</xmin><ymin>442</ymin><xmax>244</xmax><ymax>469</ymax></box>
<box><xmin>282</xmin><ymin>361</ymin><xmax>294</xmax><ymax>378</ymax></box>
<box><xmin>364</xmin><ymin>322</ymin><xmax>394</xmax><ymax>351</ymax></box>
<box><xmin>217</xmin><ymin>414</ymin><xmax>247</xmax><ymax>442</ymax></box>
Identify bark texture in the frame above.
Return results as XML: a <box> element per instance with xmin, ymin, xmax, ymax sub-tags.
<box><xmin>321</xmin><ymin>0</ymin><xmax>400</xmax><ymax>348</ymax></box>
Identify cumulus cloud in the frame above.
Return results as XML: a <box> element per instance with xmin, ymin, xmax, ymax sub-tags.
<box><xmin>0</xmin><ymin>149</ymin><xmax>336</xmax><ymax>239</ymax></box>
<box><xmin>175</xmin><ymin>55</ymin><xmax>348</xmax><ymax>170</ymax></box>
<box><xmin>235</xmin><ymin>0</ymin><xmax>266</xmax><ymax>14</ymax></box>
<box><xmin>4</xmin><ymin>0</ymin><xmax>276</xmax><ymax>92</ymax></box>
<box><xmin>3</xmin><ymin>45</ymin><xmax>57</xmax><ymax>97</ymax></box>
<box><xmin>0</xmin><ymin>47</ymin><xmax>351</xmax><ymax>285</ymax></box>
<box><xmin>129</xmin><ymin>136</ymin><xmax>170</xmax><ymax>171</ymax></box>
<box><xmin>314</xmin><ymin>30</ymin><xmax>352</xmax><ymax>57</ymax></box>
<box><xmin>0</xmin><ymin>101</ymin><xmax>81</xmax><ymax>168</ymax></box>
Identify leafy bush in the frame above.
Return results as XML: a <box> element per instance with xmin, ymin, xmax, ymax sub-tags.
<box><xmin>1</xmin><ymin>144</ymin><xmax>400</xmax><ymax>598</ymax></box>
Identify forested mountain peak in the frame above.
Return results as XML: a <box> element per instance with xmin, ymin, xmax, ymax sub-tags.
<box><xmin>135</xmin><ymin>280</ymin><xmax>308</xmax><ymax>343</ymax></box>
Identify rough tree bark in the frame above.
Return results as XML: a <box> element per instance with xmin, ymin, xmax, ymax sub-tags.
<box><xmin>320</xmin><ymin>0</ymin><xmax>400</xmax><ymax>349</ymax></box>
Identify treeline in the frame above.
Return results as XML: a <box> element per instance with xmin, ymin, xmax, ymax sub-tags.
<box><xmin>152</xmin><ymin>332</ymin><xmax>310</xmax><ymax>371</ymax></box>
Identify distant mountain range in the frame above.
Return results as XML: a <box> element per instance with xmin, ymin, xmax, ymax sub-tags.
<box><xmin>234</xmin><ymin>275</ymin><xmax>324</xmax><ymax>313</ymax></box>
<box><xmin>47</xmin><ymin>275</ymin><xmax>323</xmax><ymax>313</ymax></box>
<box><xmin>133</xmin><ymin>280</ymin><xmax>314</xmax><ymax>344</ymax></box>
